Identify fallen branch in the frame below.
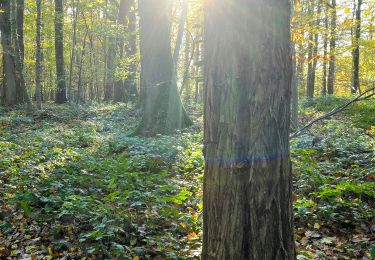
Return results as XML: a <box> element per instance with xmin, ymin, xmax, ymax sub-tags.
<box><xmin>290</xmin><ymin>86</ymin><xmax>375</xmax><ymax>139</ymax></box>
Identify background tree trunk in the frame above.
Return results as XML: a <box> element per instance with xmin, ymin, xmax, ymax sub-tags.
<box><xmin>322</xmin><ymin>4</ymin><xmax>329</xmax><ymax>96</ymax></box>
<box><xmin>327</xmin><ymin>0</ymin><xmax>336</xmax><ymax>95</ymax></box>
<box><xmin>352</xmin><ymin>0</ymin><xmax>362</xmax><ymax>94</ymax></box>
<box><xmin>16</xmin><ymin>0</ymin><xmax>24</xmax><ymax>67</ymax></box>
<box><xmin>307</xmin><ymin>0</ymin><xmax>321</xmax><ymax>99</ymax></box>
<box><xmin>54</xmin><ymin>0</ymin><xmax>67</xmax><ymax>103</ymax></box>
<box><xmin>124</xmin><ymin>0</ymin><xmax>138</xmax><ymax>103</ymax></box>
<box><xmin>35</xmin><ymin>0</ymin><xmax>42</xmax><ymax>109</ymax></box>
<box><xmin>0</xmin><ymin>0</ymin><xmax>17</xmax><ymax>106</ymax></box>
<box><xmin>173</xmin><ymin>0</ymin><xmax>187</xmax><ymax>66</ymax></box>
<box><xmin>135</xmin><ymin>0</ymin><xmax>192</xmax><ymax>136</ymax></box>
<box><xmin>202</xmin><ymin>0</ymin><xmax>295</xmax><ymax>258</ymax></box>
<box><xmin>113</xmin><ymin>0</ymin><xmax>132</xmax><ymax>102</ymax></box>
<box><xmin>68</xmin><ymin>0</ymin><xmax>79</xmax><ymax>101</ymax></box>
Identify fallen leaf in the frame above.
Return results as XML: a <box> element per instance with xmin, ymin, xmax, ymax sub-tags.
<box><xmin>187</xmin><ymin>232</ymin><xmax>199</xmax><ymax>240</ymax></box>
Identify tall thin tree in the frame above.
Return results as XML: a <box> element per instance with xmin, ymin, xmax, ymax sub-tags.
<box><xmin>327</xmin><ymin>0</ymin><xmax>336</xmax><ymax>95</ymax></box>
<box><xmin>35</xmin><ymin>0</ymin><xmax>42</xmax><ymax>108</ymax></box>
<box><xmin>352</xmin><ymin>0</ymin><xmax>362</xmax><ymax>94</ymax></box>
<box><xmin>54</xmin><ymin>0</ymin><xmax>67</xmax><ymax>103</ymax></box>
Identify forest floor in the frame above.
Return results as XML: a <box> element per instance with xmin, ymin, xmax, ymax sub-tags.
<box><xmin>0</xmin><ymin>97</ymin><xmax>374</xmax><ymax>259</ymax></box>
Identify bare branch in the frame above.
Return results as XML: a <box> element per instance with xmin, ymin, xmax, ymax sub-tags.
<box><xmin>290</xmin><ymin>86</ymin><xmax>375</xmax><ymax>139</ymax></box>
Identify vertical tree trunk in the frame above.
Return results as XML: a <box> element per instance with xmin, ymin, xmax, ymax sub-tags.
<box><xmin>306</xmin><ymin>1</ymin><xmax>314</xmax><ymax>98</ymax></box>
<box><xmin>135</xmin><ymin>0</ymin><xmax>192</xmax><ymax>136</ymax></box>
<box><xmin>322</xmin><ymin>5</ymin><xmax>329</xmax><ymax>96</ymax></box>
<box><xmin>0</xmin><ymin>0</ymin><xmax>17</xmax><ymax>106</ymax></box>
<box><xmin>327</xmin><ymin>0</ymin><xmax>336</xmax><ymax>95</ymax></box>
<box><xmin>352</xmin><ymin>0</ymin><xmax>362</xmax><ymax>94</ymax></box>
<box><xmin>291</xmin><ymin>43</ymin><xmax>299</xmax><ymax>131</ymax></box>
<box><xmin>68</xmin><ymin>0</ymin><xmax>79</xmax><ymax>101</ymax></box>
<box><xmin>16</xmin><ymin>0</ymin><xmax>24</xmax><ymax>67</ymax></box>
<box><xmin>35</xmin><ymin>0</ymin><xmax>42</xmax><ymax>109</ymax></box>
<box><xmin>113</xmin><ymin>0</ymin><xmax>132</xmax><ymax>102</ymax></box>
<box><xmin>306</xmin><ymin>0</ymin><xmax>321</xmax><ymax>99</ymax></box>
<box><xmin>54</xmin><ymin>0</ymin><xmax>67</xmax><ymax>103</ymax></box>
<box><xmin>194</xmin><ymin>41</ymin><xmax>201</xmax><ymax>103</ymax></box>
<box><xmin>202</xmin><ymin>0</ymin><xmax>295</xmax><ymax>258</ymax></box>
<box><xmin>291</xmin><ymin>0</ymin><xmax>299</xmax><ymax>130</ymax></box>
<box><xmin>124</xmin><ymin>0</ymin><xmax>138</xmax><ymax>102</ymax></box>
<box><xmin>10</xmin><ymin>0</ymin><xmax>28</xmax><ymax>104</ymax></box>
<box><xmin>77</xmin><ymin>32</ymin><xmax>87</xmax><ymax>103</ymax></box>
<box><xmin>173</xmin><ymin>0</ymin><xmax>187</xmax><ymax>66</ymax></box>
<box><xmin>181</xmin><ymin>30</ymin><xmax>193</xmax><ymax>102</ymax></box>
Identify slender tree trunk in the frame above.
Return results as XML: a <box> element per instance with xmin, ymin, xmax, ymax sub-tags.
<box><xmin>327</xmin><ymin>0</ymin><xmax>336</xmax><ymax>95</ymax></box>
<box><xmin>291</xmin><ymin>43</ymin><xmax>299</xmax><ymax>130</ymax></box>
<box><xmin>124</xmin><ymin>0</ymin><xmax>138</xmax><ymax>102</ymax></box>
<box><xmin>135</xmin><ymin>0</ymin><xmax>192</xmax><ymax>136</ymax></box>
<box><xmin>16</xmin><ymin>0</ymin><xmax>24</xmax><ymax>67</ymax></box>
<box><xmin>77</xmin><ymin>32</ymin><xmax>87</xmax><ymax>103</ymax></box>
<box><xmin>307</xmin><ymin>0</ymin><xmax>321</xmax><ymax>99</ymax></box>
<box><xmin>35</xmin><ymin>0</ymin><xmax>42</xmax><ymax>109</ymax></box>
<box><xmin>54</xmin><ymin>0</ymin><xmax>67</xmax><ymax>103</ymax></box>
<box><xmin>194</xmin><ymin>41</ymin><xmax>201</xmax><ymax>103</ymax></box>
<box><xmin>352</xmin><ymin>0</ymin><xmax>362</xmax><ymax>94</ymax></box>
<box><xmin>181</xmin><ymin>30</ymin><xmax>193</xmax><ymax>102</ymax></box>
<box><xmin>291</xmin><ymin>0</ymin><xmax>299</xmax><ymax>130</ymax></box>
<box><xmin>322</xmin><ymin>5</ymin><xmax>329</xmax><ymax>96</ymax></box>
<box><xmin>202</xmin><ymin>0</ymin><xmax>295</xmax><ymax>258</ymax></box>
<box><xmin>173</xmin><ymin>0</ymin><xmax>187</xmax><ymax>66</ymax></box>
<box><xmin>68</xmin><ymin>0</ymin><xmax>79</xmax><ymax>101</ymax></box>
<box><xmin>114</xmin><ymin>0</ymin><xmax>132</xmax><ymax>102</ymax></box>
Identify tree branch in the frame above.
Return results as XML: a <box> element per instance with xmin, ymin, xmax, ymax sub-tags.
<box><xmin>290</xmin><ymin>85</ymin><xmax>375</xmax><ymax>139</ymax></box>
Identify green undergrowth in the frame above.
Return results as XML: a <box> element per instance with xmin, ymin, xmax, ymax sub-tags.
<box><xmin>0</xmin><ymin>98</ymin><xmax>374</xmax><ymax>259</ymax></box>
<box><xmin>0</xmin><ymin>104</ymin><xmax>203</xmax><ymax>259</ymax></box>
<box><xmin>294</xmin><ymin>97</ymin><xmax>374</xmax><ymax>259</ymax></box>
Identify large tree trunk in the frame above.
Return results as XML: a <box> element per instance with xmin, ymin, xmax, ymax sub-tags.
<box><xmin>54</xmin><ymin>0</ymin><xmax>67</xmax><ymax>103</ymax></box>
<box><xmin>135</xmin><ymin>0</ymin><xmax>192</xmax><ymax>136</ymax></box>
<box><xmin>327</xmin><ymin>0</ymin><xmax>336</xmax><ymax>95</ymax></box>
<box><xmin>202</xmin><ymin>0</ymin><xmax>295</xmax><ymax>259</ymax></box>
<box><xmin>352</xmin><ymin>0</ymin><xmax>362</xmax><ymax>94</ymax></box>
<box><xmin>0</xmin><ymin>0</ymin><xmax>17</xmax><ymax>106</ymax></box>
<box><xmin>35</xmin><ymin>0</ymin><xmax>42</xmax><ymax>109</ymax></box>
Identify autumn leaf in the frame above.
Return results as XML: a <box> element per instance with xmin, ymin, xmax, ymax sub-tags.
<box><xmin>187</xmin><ymin>232</ymin><xmax>199</xmax><ymax>240</ymax></box>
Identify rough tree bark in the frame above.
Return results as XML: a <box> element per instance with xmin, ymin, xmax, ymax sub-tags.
<box><xmin>54</xmin><ymin>0</ymin><xmax>67</xmax><ymax>103</ymax></box>
<box><xmin>327</xmin><ymin>0</ymin><xmax>336</xmax><ymax>95</ymax></box>
<box><xmin>0</xmin><ymin>0</ymin><xmax>17</xmax><ymax>106</ymax></box>
<box><xmin>202</xmin><ymin>0</ymin><xmax>295</xmax><ymax>259</ymax></box>
<box><xmin>135</xmin><ymin>0</ymin><xmax>192</xmax><ymax>136</ymax></box>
